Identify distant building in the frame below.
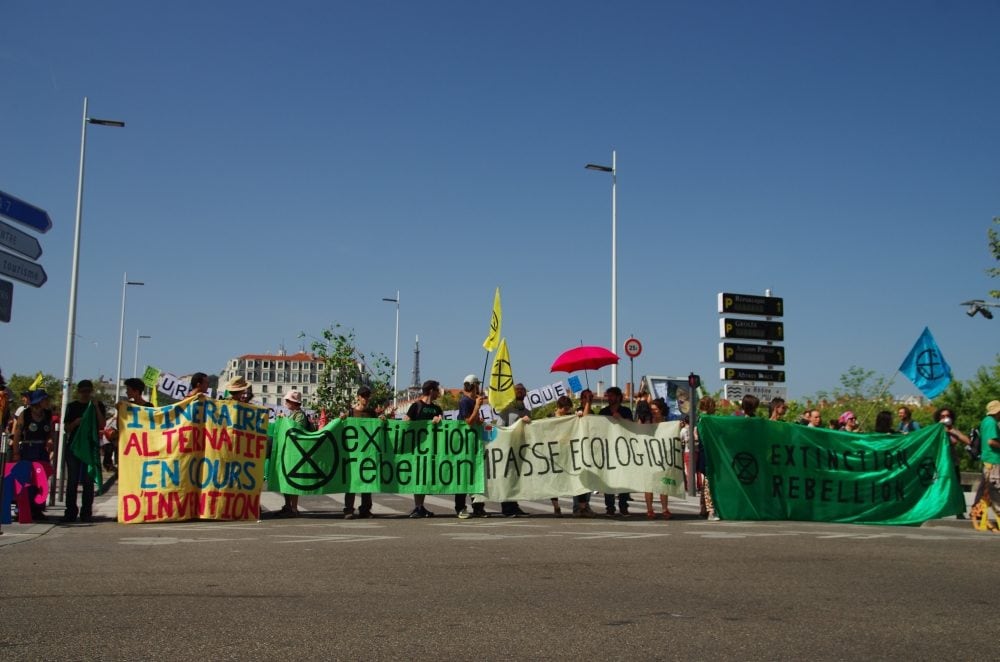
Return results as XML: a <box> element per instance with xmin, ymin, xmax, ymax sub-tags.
<box><xmin>218</xmin><ymin>350</ymin><xmax>323</xmax><ymax>407</ymax></box>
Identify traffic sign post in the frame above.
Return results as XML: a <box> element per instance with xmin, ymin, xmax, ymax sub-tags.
<box><xmin>624</xmin><ymin>337</ymin><xmax>642</xmax><ymax>408</ymax></box>
<box><xmin>0</xmin><ymin>249</ymin><xmax>47</xmax><ymax>287</ymax></box>
<box><xmin>720</xmin><ymin>367</ymin><xmax>786</xmax><ymax>383</ymax></box>
<box><xmin>719</xmin><ymin>342</ymin><xmax>785</xmax><ymax>366</ymax></box>
<box><xmin>0</xmin><ymin>189</ymin><xmax>52</xmax><ymax>234</ymax></box>
<box><xmin>0</xmin><ymin>279</ymin><xmax>11</xmax><ymax>323</ymax></box>
<box><xmin>718</xmin><ymin>292</ymin><xmax>783</xmax><ymax>317</ymax></box>
<box><xmin>720</xmin><ymin>318</ymin><xmax>783</xmax><ymax>342</ymax></box>
<box><xmin>0</xmin><ymin>219</ymin><xmax>43</xmax><ymax>260</ymax></box>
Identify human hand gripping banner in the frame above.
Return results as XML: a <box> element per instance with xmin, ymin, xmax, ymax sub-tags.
<box><xmin>485</xmin><ymin>416</ymin><xmax>686</xmax><ymax>501</ymax></box>
<box><xmin>117</xmin><ymin>395</ymin><xmax>270</xmax><ymax>523</ymax></box>
<box><xmin>698</xmin><ymin>417</ymin><xmax>964</xmax><ymax>526</ymax></box>
<box><xmin>267</xmin><ymin>417</ymin><xmax>484</xmax><ymax>494</ymax></box>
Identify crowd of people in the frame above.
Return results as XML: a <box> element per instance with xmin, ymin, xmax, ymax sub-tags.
<box><xmin>3</xmin><ymin>368</ymin><xmax>999</xmax><ymax>527</ymax></box>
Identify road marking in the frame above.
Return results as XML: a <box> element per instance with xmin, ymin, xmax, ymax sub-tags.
<box><xmin>271</xmin><ymin>534</ymin><xmax>398</xmax><ymax>544</ymax></box>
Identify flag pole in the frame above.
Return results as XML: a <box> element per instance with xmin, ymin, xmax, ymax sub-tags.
<box><xmin>481</xmin><ymin>349</ymin><xmax>491</xmax><ymax>387</ymax></box>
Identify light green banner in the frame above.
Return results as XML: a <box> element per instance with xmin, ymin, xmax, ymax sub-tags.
<box><xmin>698</xmin><ymin>417</ymin><xmax>964</xmax><ymax>525</ymax></box>
<box><xmin>267</xmin><ymin>417</ymin><xmax>484</xmax><ymax>495</ymax></box>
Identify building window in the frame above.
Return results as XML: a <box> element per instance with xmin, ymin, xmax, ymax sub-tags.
<box><xmin>277</xmin><ymin>361</ymin><xmax>285</xmax><ymax>370</ymax></box>
<box><xmin>277</xmin><ymin>372</ymin><xmax>284</xmax><ymax>383</ymax></box>
<box><xmin>291</xmin><ymin>362</ymin><xmax>299</xmax><ymax>370</ymax></box>
<box><xmin>302</xmin><ymin>386</ymin><xmax>308</xmax><ymax>394</ymax></box>
<box><xmin>277</xmin><ymin>385</ymin><xmax>283</xmax><ymax>394</ymax></box>
<box><xmin>311</xmin><ymin>374</ymin><xmax>317</xmax><ymax>383</ymax></box>
<box><xmin>261</xmin><ymin>385</ymin><xmax>268</xmax><ymax>393</ymax></box>
<box><xmin>263</xmin><ymin>361</ymin><xmax>271</xmax><ymax>369</ymax></box>
<box><xmin>246</xmin><ymin>360</ymin><xmax>255</xmax><ymax>369</ymax></box>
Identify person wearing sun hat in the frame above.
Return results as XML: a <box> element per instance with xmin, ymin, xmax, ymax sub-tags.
<box><xmin>979</xmin><ymin>400</ymin><xmax>1000</xmax><ymax>518</ymax></box>
<box><xmin>276</xmin><ymin>389</ymin><xmax>313</xmax><ymax>518</ymax></box>
<box><xmin>224</xmin><ymin>376</ymin><xmax>252</xmax><ymax>403</ymax></box>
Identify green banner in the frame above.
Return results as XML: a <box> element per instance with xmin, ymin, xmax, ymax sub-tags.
<box><xmin>267</xmin><ymin>417</ymin><xmax>484</xmax><ymax>495</ymax></box>
<box><xmin>698</xmin><ymin>417</ymin><xmax>964</xmax><ymax>525</ymax></box>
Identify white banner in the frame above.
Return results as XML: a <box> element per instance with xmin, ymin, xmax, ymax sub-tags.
<box><xmin>524</xmin><ymin>380</ymin><xmax>569</xmax><ymax>411</ymax></box>
<box><xmin>484</xmin><ymin>416</ymin><xmax>686</xmax><ymax>501</ymax></box>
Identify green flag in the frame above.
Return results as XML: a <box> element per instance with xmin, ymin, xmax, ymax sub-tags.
<box><xmin>70</xmin><ymin>401</ymin><xmax>104</xmax><ymax>494</ymax></box>
<box><xmin>698</xmin><ymin>416</ymin><xmax>963</xmax><ymax>526</ymax></box>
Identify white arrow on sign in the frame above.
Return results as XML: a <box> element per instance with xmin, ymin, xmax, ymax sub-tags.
<box><xmin>0</xmin><ymin>248</ymin><xmax>47</xmax><ymax>287</ymax></box>
<box><xmin>0</xmin><ymin>219</ymin><xmax>43</xmax><ymax>260</ymax></box>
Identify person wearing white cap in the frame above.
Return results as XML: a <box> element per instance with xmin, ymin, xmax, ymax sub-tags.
<box><xmin>278</xmin><ymin>389</ymin><xmax>312</xmax><ymax>517</ymax></box>
<box><xmin>455</xmin><ymin>374</ymin><xmax>489</xmax><ymax>519</ymax></box>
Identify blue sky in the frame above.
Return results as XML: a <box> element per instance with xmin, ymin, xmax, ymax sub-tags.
<box><xmin>1</xmin><ymin>1</ymin><xmax>997</xmax><ymax>401</ymax></box>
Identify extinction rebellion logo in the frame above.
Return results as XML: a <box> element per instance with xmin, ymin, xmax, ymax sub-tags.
<box><xmin>281</xmin><ymin>428</ymin><xmax>340</xmax><ymax>490</ymax></box>
<box><xmin>732</xmin><ymin>452</ymin><xmax>759</xmax><ymax>485</ymax></box>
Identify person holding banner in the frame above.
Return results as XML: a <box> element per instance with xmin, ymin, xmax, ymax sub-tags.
<box><xmin>572</xmin><ymin>390</ymin><xmax>597</xmax><ymax>517</ymax></box>
<box><xmin>342</xmin><ymin>386</ymin><xmax>377</xmax><ymax>519</ymax></box>
<box><xmin>598</xmin><ymin>387</ymin><xmax>633</xmax><ymax>517</ymax></box>
<box><xmin>61</xmin><ymin>380</ymin><xmax>106</xmax><ymax>523</ymax></box>
<box><xmin>124</xmin><ymin>378</ymin><xmax>152</xmax><ymax>407</ymax></box>
<box><xmin>643</xmin><ymin>399</ymin><xmax>672</xmax><ymax>520</ymax></box>
<box><xmin>455</xmin><ymin>375</ymin><xmax>489</xmax><ymax>519</ymax></box>
<box><xmin>189</xmin><ymin>372</ymin><xmax>210</xmax><ymax>397</ymax></box>
<box><xmin>934</xmin><ymin>407</ymin><xmax>970</xmax><ymax>518</ymax></box>
<box><xmin>497</xmin><ymin>383</ymin><xmax>532</xmax><ymax>518</ymax></box>
<box><xmin>10</xmin><ymin>389</ymin><xmax>55</xmax><ymax>520</ymax></box>
<box><xmin>405</xmin><ymin>380</ymin><xmax>444</xmax><ymax>518</ymax></box>
<box><xmin>978</xmin><ymin>401</ymin><xmax>1000</xmax><ymax>521</ymax></box>
<box><xmin>225</xmin><ymin>377</ymin><xmax>252</xmax><ymax>403</ymax></box>
<box><xmin>279</xmin><ymin>389</ymin><xmax>314</xmax><ymax>517</ymax></box>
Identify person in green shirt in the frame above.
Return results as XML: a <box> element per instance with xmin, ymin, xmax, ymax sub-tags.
<box><xmin>979</xmin><ymin>400</ymin><xmax>1000</xmax><ymax>520</ymax></box>
<box><xmin>279</xmin><ymin>390</ymin><xmax>313</xmax><ymax>517</ymax></box>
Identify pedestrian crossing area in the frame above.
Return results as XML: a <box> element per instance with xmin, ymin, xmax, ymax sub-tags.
<box><xmin>88</xmin><ymin>490</ymin><xmax>704</xmax><ymax>520</ymax></box>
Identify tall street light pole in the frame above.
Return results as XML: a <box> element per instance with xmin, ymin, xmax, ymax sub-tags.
<box><xmin>56</xmin><ymin>97</ymin><xmax>125</xmax><ymax>500</ymax></box>
<box><xmin>116</xmin><ymin>273</ymin><xmax>144</xmax><ymax>402</ymax></box>
<box><xmin>382</xmin><ymin>291</ymin><xmax>400</xmax><ymax>409</ymax></box>
<box><xmin>134</xmin><ymin>332</ymin><xmax>152</xmax><ymax>378</ymax></box>
<box><xmin>586</xmin><ymin>149</ymin><xmax>618</xmax><ymax>388</ymax></box>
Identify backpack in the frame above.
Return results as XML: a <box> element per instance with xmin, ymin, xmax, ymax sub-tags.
<box><xmin>968</xmin><ymin>427</ymin><xmax>982</xmax><ymax>462</ymax></box>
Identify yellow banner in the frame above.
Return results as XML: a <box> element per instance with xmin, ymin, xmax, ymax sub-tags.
<box><xmin>117</xmin><ymin>395</ymin><xmax>269</xmax><ymax>524</ymax></box>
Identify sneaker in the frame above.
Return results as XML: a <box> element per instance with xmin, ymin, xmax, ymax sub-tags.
<box><xmin>408</xmin><ymin>507</ymin><xmax>424</xmax><ymax>518</ymax></box>
<box><xmin>513</xmin><ymin>508</ymin><xmax>531</xmax><ymax>518</ymax></box>
<box><xmin>579</xmin><ymin>506</ymin><xmax>596</xmax><ymax>518</ymax></box>
<box><xmin>356</xmin><ymin>510</ymin><xmax>374</xmax><ymax>519</ymax></box>
<box><xmin>619</xmin><ymin>507</ymin><xmax>630</xmax><ymax>517</ymax></box>
<box><xmin>708</xmin><ymin>513</ymin><xmax>721</xmax><ymax>522</ymax></box>
<box><xmin>457</xmin><ymin>508</ymin><xmax>471</xmax><ymax>519</ymax></box>
<box><xmin>471</xmin><ymin>506</ymin><xmax>488</xmax><ymax>518</ymax></box>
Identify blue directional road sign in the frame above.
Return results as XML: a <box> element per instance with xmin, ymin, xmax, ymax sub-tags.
<box><xmin>0</xmin><ymin>189</ymin><xmax>52</xmax><ymax>234</ymax></box>
<box><xmin>0</xmin><ymin>248</ymin><xmax>47</xmax><ymax>287</ymax></box>
<box><xmin>0</xmin><ymin>219</ymin><xmax>43</xmax><ymax>260</ymax></box>
<box><xmin>0</xmin><ymin>279</ymin><xmax>11</xmax><ymax>323</ymax></box>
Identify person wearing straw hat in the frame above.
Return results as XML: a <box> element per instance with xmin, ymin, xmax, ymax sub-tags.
<box><xmin>278</xmin><ymin>389</ymin><xmax>313</xmax><ymax>517</ymax></box>
<box><xmin>224</xmin><ymin>376</ymin><xmax>252</xmax><ymax>403</ymax></box>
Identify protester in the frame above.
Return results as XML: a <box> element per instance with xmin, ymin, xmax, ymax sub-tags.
<box><xmin>934</xmin><ymin>407</ymin><xmax>970</xmax><ymax>518</ymax></box>
<box><xmin>0</xmin><ymin>369</ymin><xmax>9</xmax><ymax>434</ymax></box>
<box><xmin>62</xmin><ymin>380</ymin><xmax>107</xmax><ymax>523</ymax></box>
<box><xmin>977</xmin><ymin>401</ymin><xmax>1000</xmax><ymax>522</ymax></box>
<box><xmin>768</xmin><ymin>398</ymin><xmax>787</xmax><ymax>421</ymax></box>
<box><xmin>189</xmin><ymin>372</ymin><xmax>210</xmax><ymax>396</ymax></box>
<box><xmin>572</xmin><ymin>390</ymin><xmax>597</xmax><ymax>517</ymax></box>
<box><xmin>454</xmin><ymin>375</ymin><xmax>490</xmax><ymax>519</ymax></box>
<box><xmin>497</xmin><ymin>382</ymin><xmax>532</xmax><ymax>517</ymax></box>
<box><xmin>342</xmin><ymin>386</ymin><xmax>377</xmax><ymax>519</ymax></box>
<box><xmin>102</xmin><ymin>409</ymin><xmax>118</xmax><ymax>472</ymax></box>
<box><xmin>839</xmin><ymin>411</ymin><xmax>861</xmax><ymax>432</ymax></box>
<box><xmin>547</xmin><ymin>395</ymin><xmax>578</xmax><ymax>516</ymax></box>
<box><xmin>404</xmin><ymin>380</ymin><xmax>444</xmax><ymax>518</ymax></box>
<box><xmin>634</xmin><ymin>388</ymin><xmax>652</xmax><ymax>424</ymax></box>
<box><xmin>738</xmin><ymin>394</ymin><xmax>760</xmax><ymax>418</ymax></box>
<box><xmin>124</xmin><ymin>378</ymin><xmax>152</xmax><ymax>407</ymax></box>
<box><xmin>598</xmin><ymin>386</ymin><xmax>633</xmax><ymax>517</ymax></box>
<box><xmin>278</xmin><ymin>389</ymin><xmax>313</xmax><ymax>518</ymax></box>
<box><xmin>874</xmin><ymin>411</ymin><xmax>895</xmax><ymax>433</ymax></box>
<box><xmin>10</xmin><ymin>389</ymin><xmax>55</xmax><ymax>520</ymax></box>
<box><xmin>805</xmin><ymin>409</ymin><xmax>822</xmax><ymax>427</ymax></box>
<box><xmin>225</xmin><ymin>376</ymin><xmax>252</xmax><ymax>403</ymax></box>
<box><xmin>897</xmin><ymin>406</ymin><xmax>920</xmax><ymax>434</ymax></box>
<box><xmin>643</xmin><ymin>398</ymin><xmax>671</xmax><ymax>520</ymax></box>
<box><xmin>697</xmin><ymin>395</ymin><xmax>719</xmax><ymax>520</ymax></box>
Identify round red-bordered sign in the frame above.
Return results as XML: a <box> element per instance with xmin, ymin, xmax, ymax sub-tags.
<box><xmin>624</xmin><ymin>338</ymin><xmax>642</xmax><ymax>358</ymax></box>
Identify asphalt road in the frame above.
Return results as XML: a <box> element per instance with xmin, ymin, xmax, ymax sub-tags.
<box><xmin>1</xmin><ymin>490</ymin><xmax>996</xmax><ymax>661</ymax></box>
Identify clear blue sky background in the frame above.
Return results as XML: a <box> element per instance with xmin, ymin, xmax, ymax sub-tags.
<box><xmin>1</xmin><ymin>1</ymin><xmax>997</xmax><ymax>401</ymax></box>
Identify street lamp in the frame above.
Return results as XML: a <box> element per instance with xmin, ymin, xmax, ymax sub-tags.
<box><xmin>585</xmin><ymin>149</ymin><xmax>618</xmax><ymax>387</ymax></box>
<box><xmin>133</xmin><ymin>331</ymin><xmax>152</xmax><ymax>377</ymax></box>
<box><xmin>382</xmin><ymin>291</ymin><xmax>400</xmax><ymax>409</ymax></box>
<box><xmin>961</xmin><ymin>299</ymin><xmax>999</xmax><ymax>319</ymax></box>
<box><xmin>56</xmin><ymin>97</ymin><xmax>124</xmax><ymax>500</ymax></box>
<box><xmin>116</xmin><ymin>273</ymin><xmax>144</xmax><ymax>402</ymax></box>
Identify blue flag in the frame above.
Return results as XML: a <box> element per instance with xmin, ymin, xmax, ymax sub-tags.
<box><xmin>899</xmin><ymin>327</ymin><xmax>952</xmax><ymax>399</ymax></box>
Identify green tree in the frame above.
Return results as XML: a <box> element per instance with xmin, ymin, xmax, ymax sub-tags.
<box><xmin>4</xmin><ymin>373</ymin><xmax>63</xmax><ymax>415</ymax></box>
<box><xmin>302</xmin><ymin>324</ymin><xmax>393</xmax><ymax>417</ymax></box>
<box><xmin>989</xmin><ymin>217</ymin><xmax>999</xmax><ymax>299</ymax></box>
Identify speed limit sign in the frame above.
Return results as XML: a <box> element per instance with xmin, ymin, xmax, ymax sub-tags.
<box><xmin>624</xmin><ymin>337</ymin><xmax>642</xmax><ymax>358</ymax></box>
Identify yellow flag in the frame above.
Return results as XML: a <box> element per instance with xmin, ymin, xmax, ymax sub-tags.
<box><xmin>482</xmin><ymin>287</ymin><xmax>502</xmax><ymax>352</ymax></box>
<box><xmin>150</xmin><ymin>388</ymin><xmax>158</xmax><ymax>407</ymax></box>
<box><xmin>488</xmin><ymin>338</ymin><xmax>515</xmax><ymax>410</ymax></box>
<box><xmin>28</xmin><ymin>371</ymin><xmax>44</xmax><ymax>390</ymax></box>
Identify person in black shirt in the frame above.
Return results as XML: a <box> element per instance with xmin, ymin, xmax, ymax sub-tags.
<box><xmin>598</xmin><ymin>386</ymin><xmax>633</xmax><ymax>517</ymax></box>
<box><xmin>404</xmin><ymin>380</ymin><xmax>443</xmax><ymax>518</ymax></box>
<box><xmin>62</xmin><ymin>380</ymin><xmax>106</xmax><ymax>523</ymax></box>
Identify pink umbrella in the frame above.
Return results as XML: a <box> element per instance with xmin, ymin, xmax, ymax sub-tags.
<box><xmin>550</xmin><ymin>346</ymin><xmax>620</xmax><ymax>374</ymax></box>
